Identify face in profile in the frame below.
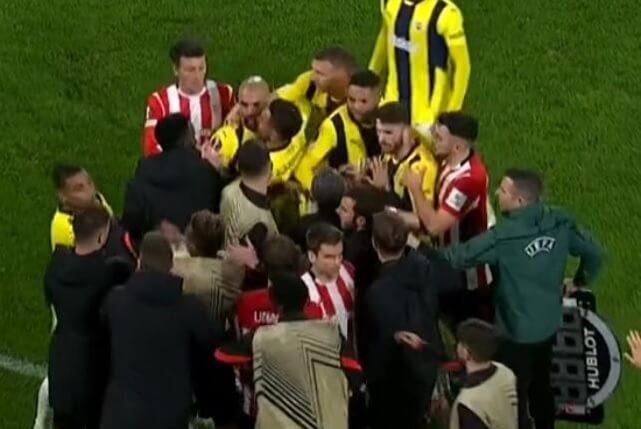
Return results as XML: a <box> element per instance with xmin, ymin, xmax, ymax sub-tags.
<box><xmin>432</xmin><ymin>123</ymin><xmax>455</xmax><ymax>158</ymax></box>
<box><xmin>256</xmin><ymin>107</ymin><xmax>273</xmax><ymax>141</ymax></box>
<box><xmin>337</xmin><ymin>196</ymin><xmax>357</xmax><ymax>230</ymax></box>
<box><xmin>239</xmin><ymin>86</ymin><xmax>270</xmax><ymax>132</ymax></box>
<box><xmin>309</xmin><ymin>242</ymin><xmax>343</xmax><ymax>280</ymax></box>
<box><xmin>347</xmin><ymin>85</ymin><xmax>380</xmax><ymax>124</ymax></box>
<box><xmin>311</xmin><ymin>59</ymin><xmax>341</xmax><ymax>93</ymax></box>
<box><xmin>175</xmin><ymin>56</ymin><xmax>207</xmax><ymax>95</ymax></box>
<box><xmin>376</xmin><ymin>121</ymin><xmax>404</xmax><ymax>155</ymax></box>
<box><xmin>59</xmin><ymin>170</ymin><xmax>97</xmax><ymax>210</ymax></box>
<box><xmin>496</xmin><ymin>176</ymin><xmax>520</xmax><ymax>213</ymax></box>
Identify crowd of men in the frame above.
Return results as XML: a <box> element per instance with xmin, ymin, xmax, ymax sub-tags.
<box><xmin>36</xmin><ymin>1</ymin><xmax>609</xmax><ymax>428</ymax></box>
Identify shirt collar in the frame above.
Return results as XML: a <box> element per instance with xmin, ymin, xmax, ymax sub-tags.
<box><xmin>240</xmin><ymin>182</ymin><xmax>270</xmax><ymax>209</ymax></box>
<box><xmin>505</xmin><ymin>202</ymin><xmax>544</xmax><ymax>222</ymax></box>
<box><xmin>464</xmin><ymin>363</ymin><xmax>497</xmax><ymax>388</ymax></box>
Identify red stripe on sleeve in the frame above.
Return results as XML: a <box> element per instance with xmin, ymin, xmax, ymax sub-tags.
<box><xmin>200</xmin><ymin>90</ymin><xmax>213</xmax><ymax>131</ymax></box>
<box><xmin>316</xmin><ymin>285</ymin><xmax>336</xmax><ymax>318</ymax></box>
<box><xmin>179</xmin><ymin>94</ymin><xmax>190</xmax><ymax>118</ymax></box>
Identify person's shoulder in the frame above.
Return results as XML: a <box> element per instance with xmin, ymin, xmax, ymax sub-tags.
<box><xmin>543</xmin><ymin>205</ymin><xmax>577</xmax><ymax>227</ymax></box>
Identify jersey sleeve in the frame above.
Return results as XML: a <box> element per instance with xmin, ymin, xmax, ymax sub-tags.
<box><xmin>440</xmin><ymin>176</ymin><xmax>481</xmax><ymax>219</ymax></box>
<box><xmin>142</xmin><ymin>93</ymin><xmax>164</xmax><ymax>157</ymax></box>
<box><xmin>438</xmin><ymin>5</ymin><xmax>470</xmax><ymax>111</ymax></box>
<box><xmin>417</xmin><ymin>158</ymin><xmax>439</xmax><ymax>201</ymax></box>
<box><xmin>294</xmin><ymin>117</ymin><xmax>338</xmax><ymax>190</ymax></box>
<box><xmin>276</xmin><ymin>71</ymin><xmax>313</xmax><ymax>103</ymax></box>
<box><xmin>50</xmin><ymin>214</ymin><xmax>74</xmax><ymax>251</ymax></box>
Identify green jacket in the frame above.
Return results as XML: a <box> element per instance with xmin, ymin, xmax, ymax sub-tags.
<box><xmin>443</xmin><ymin>203</ymin><xmax>603</xmax><ymax>343</ymax></box>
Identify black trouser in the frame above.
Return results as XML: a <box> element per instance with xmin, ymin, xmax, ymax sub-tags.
<box><xmin>497</xmin><ymin>336</ymin><xmax>555</xmax><ymax>429</ymax></box>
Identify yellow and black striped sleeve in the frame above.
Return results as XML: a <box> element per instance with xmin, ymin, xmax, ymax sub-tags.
<box><xmin>439</xmin><ymin>4</ymin><xmax>470</xmax><ymax>112</ymax></box>
<box><xmin>276</xmin><ymin>71</ymin><xmax>314</xmax><ymax>103</ymax></box>
<box><xmin>369</xmin><ymin>0</ymin><xmax>388</xmax><ymax>77</ymax></box>
<box><xmin>294</xmin><ymin>116</ymin><xmax>338</xmax><ymax>190</ymax></box>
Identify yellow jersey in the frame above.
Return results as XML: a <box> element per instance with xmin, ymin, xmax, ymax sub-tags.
<box><xmin>50</xmin><ymin>193</ymin><xmax>113</xmax><ymax>250</ymax></box>
<box><xmin>269</xmin><ymin>131</ymin><xmax>307</xmax><ymax>184</ymax></box>
<box><xmin>369</xmin><ymin>0</ymin><xmax>470</xmax><ymax>125</ymax></box>
<box><xmin>384</xmin><ymin>142</ymin><xmax>438</xmax><ymax>211</ymax></box>
<box><xmin>294</xmin><ymin>105</ymin><xmax>380</xmax><ymax>190</ymax></box>
<box><xmin>211</xmin><ymin>123</ymin><xmax>257</xmax><ymax>169</ymax></box>
<box><xmin>276</xmin><ymin>70</ymin><xmax>342</xmax><ymax>140</ymax></box>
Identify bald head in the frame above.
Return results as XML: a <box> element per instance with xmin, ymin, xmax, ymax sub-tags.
<box><xmin>239</xmin><ymin>76</ymin><xmax>270</xmax><ymax>131</ymax></box>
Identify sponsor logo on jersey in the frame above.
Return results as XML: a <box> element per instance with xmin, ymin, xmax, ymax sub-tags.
<box><xmin>446</xmin><ymin>188</ymin><xmax>468</xmax><ymax>211</ymax></box>
<box><xmin>524</xmin><ymin>236</ymin><xmax>556</xmax><ymax>257</ymax></box>
<box><xmin>392</xmin><ymin>36</ymin><xmax>416</xmax><ymax>53</ymax></box>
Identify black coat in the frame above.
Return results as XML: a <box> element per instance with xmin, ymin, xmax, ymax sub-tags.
<box><xmin>361</xmin><ymin>250</ymin><xmax>453</xmax><ymax>385</ymax></box>
<box><xmin>100</xmin><ymin>271</ymin><xmax>222</xmax><ymax>429</ymax></box>
<box><xmin>45</xmin><ymin>247</ymin><xmax>114</xmax><ymax>425</ymax></box>
<box><xmin>121</xmin><ymin>147</ymin><xmax>224</xmax><ymax>243</ymax></box>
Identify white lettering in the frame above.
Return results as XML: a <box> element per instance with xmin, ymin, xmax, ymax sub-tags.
<box><xmin>392</xmin><ymin>36</ymin><xmax>416</xmax><ymax>53</ymax></box>
<box><xmin>583</xmin><ymin>326</ymin><xmax>600</xmax><ymax>390</ymax></box>
<box><xmin>586</xmin><ymin>356</ymin><xmax>598</xmax><ymax>367</ymax></box>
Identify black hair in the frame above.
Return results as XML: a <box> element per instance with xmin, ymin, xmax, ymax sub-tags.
<box><xmin>72</xmin><ymin>206</ymin><xmax>110</xmax><ymax>244</ymax></box>
<box><xmin>154</xmin><ymin>113</ymin><xmax>190</xmax><ymax>151</ymax></box>
<box><xmin>504</xmin><ymin>168</ymin><xmax>544</xmax><ymax>203</ymax></box>
<box><xmin>52</xmin><ymin>164</ymin><xmax>84</xmax><ymax>190</ymax></box>
<box><xmin>349</xmin><ymin>69</ymin><xmax>381</xmax><ymax>89</ymax></box>
<box><xmin>139</xmin><ymin>231</ymin><xmax>173</xmax><ymax>273</ymax></box>
<box><xmin>311</xmin><ymin>168</ymin><xmax>346</xmax><ymax>210</ymax></box>
<box><xmin>376</xmin><ymin>102</ymin><xmax>410</xmax><ymax>125</ymax></box>
<box><xmin>237</xmin><ymin>139</ymin><xmax>271</xmax><ymax>178</ymax></box>
<box><xmin>269</xmin><ymin>270</ymin><xmax>309</xmax><ymax>313</ymax></box>
<box><xmin>456</xmin><ymin>318</ymin><xmax>499</xmax><ymax>362</ymax></box>
<box><xmin>269</xmin><ymin>99</ymin><xmax>303</xmax><ymax>142</ymax></box>
<box><xmin>345</xmin><ymin>184</ymin><xmax>389</xmax><ymax>225</ymax></box>
<box><xmin>169</xmin><ymin>39</ymin><xmax>206</xmax><ymax>66</ymax></box>
<box><xmin>313</xmin><ymin>46</ymin><xmax>357</xmax><ymax>73</ymax></box>
<box><xmin>306</xmin><ymin>222</ymin><xmax>343</xmax><ymax>253</ymax></box>
<box><xmin>436</xmin><ymin>111</ymin><xmax>479</xmax><ymax>142</ymax></box>
<box><xmin>372</xmin><ymin>211</ymin><xmax>409</xmax><ymax>254</ymax></box>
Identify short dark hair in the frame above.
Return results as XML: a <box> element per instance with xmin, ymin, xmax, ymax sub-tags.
<box><xmin>314</xmin><ymin>46</ymin><xmax>357</xmax><ymax>74</ymax></box>
<box><xmin>376</xmin><ymin>102</ymin><xmax>410</xmax><ymax>125</ymax></box>
<box><xmin>372</xmin><ymin>211</ymin><xmax>408</xmax><ymax>254</ymax></box>
<box><xmin>72</xmin><ymin>206</ymin><xmax>110</xmax><ymax>244</ymax></box>
<box><xmin>185</xmin><ymin>210</ymin><xmax>224</xmax><ymax>258</ymax></box>
<box><xmin>349</xmin><ymin>69</ymin><xmax>381</xmax><ymax>89</ymax></box>
<box><xmin>306</xmin><ymin>222</ymin><xmax>343</xmax><ymax>253</ymax></box>
<box><xmin>346</xmin><ymin>184</ymin><xmax>389</xmax><ymax>225</ymax></box>
<box><xmin>140</xmin><ymin>231</ymin><xmax>173</xmax><ymax>273</ymax></box>
<box><xmin>504</xmin><ymin>168</ymin><xmax>544</xmax><ymax>203</ymax></box>
<box><xmin>457</xmin><ymin>318</ymin><xmax>498</xmax><ymax>362</ymax></box>
<box><xmin>269</xmin><ymin>270</ymin><xmax>309</xmax><ymax>313</ymax></box>
<box><xmin>262</xmin><ymin>235</ymin><xmax>303</xmax><ymax>273</ymax></box>
<box><xmin>155</xmin><ymin>113</ymin><xmax>190</xmax><ymax>151</ymax></box>
<box><xmin>312</xmin><ymin>168</ymin><xmax>346</xmax><ymax>210</ymax></box>
<box><xmin>436</xmin><ymin>111</ymin><xmax>479</xmax><ymax>142</ymax></box>
<box><xmin>237</xmin><ymin>139</ymin><xmax>271</xmax><ymax>178</ymax></box>
<box><xmin>52</xmin><ymin>164</ymin><xmax>84</xmax><ymax>190</ymax></box>
<box><xmin>169</xmin><ymin>39</ymin><xmax>206</xmax><ymax>66</ymax></box>
<box><xmin>269</xmin><ymin>99</ymin><xmax>303</xmax><ymax>142</ymax></box>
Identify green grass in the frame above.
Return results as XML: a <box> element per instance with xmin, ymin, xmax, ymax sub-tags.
<box><xmin>0</xmin><ymin>0</ymin><xmax>639</xmax><ymax>427</ymax></box>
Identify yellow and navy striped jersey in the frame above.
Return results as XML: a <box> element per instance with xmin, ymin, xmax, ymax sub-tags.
<box><xmin>370</xmin><ymin>0</ymin><xmax>470</xmax><ymax>125</ymax></box>
<box><xmin>50</xmin><ymin>193</ymin><xmax>113</xmax><ymax>250</ymax></box>
<box><xmin>276</xmin><ymin>70</ymin><xmax>342</xmax><ymax>140</ymax></box>
<box><xmin>211</xmin><ymin>123</ymin><xmax>257</xmax><ymax>168</ymax></box>
<box><xmin>294</xmin><ymin>105</ymin><xmax>380</xmax><ymax>190</ymax></box>
<box><xmin>384</xmin><ymin>142</ymin><xmax>438</xmax><ymax>210</ymax></box>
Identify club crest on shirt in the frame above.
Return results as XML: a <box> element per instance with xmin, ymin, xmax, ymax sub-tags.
<box><xmin>524</xmin><ymin>236</ymin><xmax>556</xmax><ymax>258</ymax></box>
<box><xmin>415</xmin><ymin>22</ymin><xmax>423</xmax><ymax>31</ymax></box>
<box><xmin>446</xmin><ymin>188</ymin><xmax>468</xmax><ymax>211</ymax></box>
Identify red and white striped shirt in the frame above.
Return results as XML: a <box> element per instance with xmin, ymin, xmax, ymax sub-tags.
<box><xmin>142</xmin><ymin>80</ymin><xmax>234</xmax><ymax>157</ymax></box>
<box><xmin>436</xmin><ymin>151</ymin><xmax>494</xmax><ymax>289</ymax></box>
<box><xmin>300</xmin><ymin>263</ymin><xmax>355</xmax><ymax>338</ymax></box>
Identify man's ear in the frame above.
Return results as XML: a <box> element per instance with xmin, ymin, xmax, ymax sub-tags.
<box><xmin>307</xmin><ymin>251</ymin><xmax>316</xmax><ymax>264</ymax></box>
<box><xmin>355</xmin><ymin>215</ymin><xmax>366</xmax><ymax>230</ymax></box>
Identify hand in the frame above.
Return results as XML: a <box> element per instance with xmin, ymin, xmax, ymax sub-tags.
<box><xmin>563</xmin><ymin>278</ymin><xmax>578</xmax><ymax>297</ymax></box>
<box><xmin>224</xmin><ymin>104</ymin><xmax>241</xmax><ymax>126</ymax></box>
<box><xmin>365</xmin><ymin>157</ymin><xmax>390</xmax><ymax>190</ymax></box>
<box><xmin>227</xmin><ymin>240</ymin><xmax>259</xmax><ymax>270</ymax></box>
<box><xmin>394</xmin><ymin>331</ymin><xmax>427</xmax><ymax>351</ymax></box>
<box><xmin>625</xmin><ymin>330</ymin><xmax>641</xmax><ymax>369</ymax></box>
<box><xmin>403</xmin><ymin>166</ymin><xmax>425</xmax><ymax>192</ymax></box>
<box><xmin>158</xmin><ymin>220</ymin><xmax>183</xmax><ymax>248</ymax></box>
<box><xmin>201</xmin><ymin>138</ymin><xmax>224</xmax><ymax>170</ymax></box>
